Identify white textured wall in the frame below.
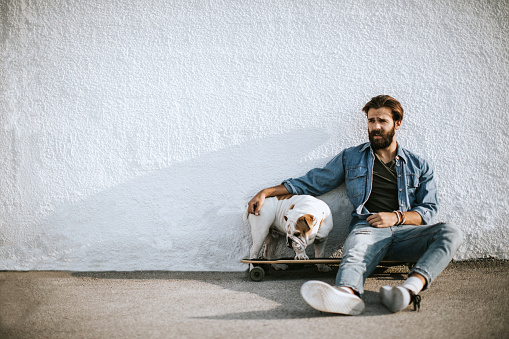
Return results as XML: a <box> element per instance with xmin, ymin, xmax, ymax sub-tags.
<box><xmin>1</xmin><ymin>0</ymin><xmax>508</xmax><ymax>271</ymax></box>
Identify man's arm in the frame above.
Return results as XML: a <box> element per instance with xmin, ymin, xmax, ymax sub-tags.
<box><xmin>248</xmin><ymin>150</ymin><xmax>347</xmax><ymax>216</ymax></box>
<box><xmin>410</xmin><ymin>160</ymin><xmax>438</xmax><ymax>225</ymax></box>
<box><xmin>247</xmin><ymin>184</ymin><xmax>289</xmax><ymax>216</ymax></box>
<box><xmin>282</xmin><ymin>150</ymin><xmax>346</xmax><ymax>196</ymax></box>
<box><xmin>366</xmin><ymin>211</ymin><xmax>423</xmax><ymax>228</ymax></box>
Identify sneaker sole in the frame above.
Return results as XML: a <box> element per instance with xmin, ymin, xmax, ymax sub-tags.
<box><xmin>300</xmin><ymin>280</ymin><xmax>365</xmax><ymax>315</ymax></box>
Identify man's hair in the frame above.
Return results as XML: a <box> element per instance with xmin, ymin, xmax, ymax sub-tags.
<box><xmin>362</xmin><ymin>95</ymin><xmax>404</xmax><ymax>122</ymax></box>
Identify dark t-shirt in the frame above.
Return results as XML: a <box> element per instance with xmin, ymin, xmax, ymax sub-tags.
<box><xmin>364</xmin><ymin>154</ymin><xmax>399</xmax><ymax>213</ymax></box>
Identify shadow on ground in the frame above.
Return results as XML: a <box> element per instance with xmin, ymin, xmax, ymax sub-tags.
<box><xmin>72</xmin><ymin>264</ymin><xmax>409</xmax><ymax>320</ymax></box>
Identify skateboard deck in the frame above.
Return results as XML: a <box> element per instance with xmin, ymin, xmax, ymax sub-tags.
<box><xmin>242</xmin><ymin>258</ymin><xmax>404</xmax><ymax>265</ymax></box>
<box><xmin>242</xmin><ymin>258</ymin><xmax>411</xmax><ymax>281</ymax></box>
<box><xmin>242</xmin><ymin>258</ymin><xmax>342</xmax><ymax>265</ymax></box>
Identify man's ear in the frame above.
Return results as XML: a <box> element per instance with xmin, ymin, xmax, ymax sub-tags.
<box><xmin>395</xmin><ymin>119</ymin><xmax>402</xmax><ymax>131</ymax></box>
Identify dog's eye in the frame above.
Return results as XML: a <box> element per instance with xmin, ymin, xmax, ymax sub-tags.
<box><xmin>294</xmin><ymin>232</ymin><xmax>301</xmax><ymax>237</ymax></box>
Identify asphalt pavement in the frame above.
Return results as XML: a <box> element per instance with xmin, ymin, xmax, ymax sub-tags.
<box><xmin>0</xmin><ymin>259</ymin><xmax>507</xmax><ymax>338</ymax></box>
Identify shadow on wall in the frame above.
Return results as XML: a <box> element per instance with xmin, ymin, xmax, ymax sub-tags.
<box><xmin>29</xmin><ymin>128</ymin><xmax>352</xmax><ymax>271</ymax></box>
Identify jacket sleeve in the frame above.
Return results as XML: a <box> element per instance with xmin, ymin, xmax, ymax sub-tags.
<box><xmin>411</xmin><ymin>160</ymin><xmax>439</xmax><ymax>225</ymax></box>
<box><xmin>282</xmin><ymin>151</ymin><xmax>346</xmax><ymax>197</ymax></box>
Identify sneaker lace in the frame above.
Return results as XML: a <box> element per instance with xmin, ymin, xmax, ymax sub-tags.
<box><xmin>409</xmin><ymin>291</ymin><xmax>421</xmax><ymax>311</ymax></box>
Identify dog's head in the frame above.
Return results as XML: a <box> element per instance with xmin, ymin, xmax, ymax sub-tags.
<box><xmin>284</xmin><ymin>213</ymin><xmax>316</xmax><ymax>255</ymax></box>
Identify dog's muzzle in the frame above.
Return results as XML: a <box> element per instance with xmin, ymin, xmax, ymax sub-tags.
<box><xmin>286</xmin><ymin>235</ymin><xmax>293</xmax><ymax>248</ymax></box>
<box><xmin>286</xmin><ymin>234</ymin><xmax>305</xmax><ymax>252</ymax></box>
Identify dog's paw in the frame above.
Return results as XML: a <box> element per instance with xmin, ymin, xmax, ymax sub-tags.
<box><xmin>316</xmin><ymin>264</ymin><xmax>332</xmax><ymax>272</ymax></box>
<box><xmin>294</xmin><ymin>253</ymin><xmax>309</xmax><ymax>260</ymax></box>
<box><xmin>271</xmin><ymin>263</ymin><xmax>288</xmax><ymax>271</ymax></box>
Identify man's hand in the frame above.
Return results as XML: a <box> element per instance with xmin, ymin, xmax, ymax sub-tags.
<box><xmin>366</xmin><ymin>212</ymin><xmax>398</xmax><ymax>228</ymax></box>
<box><xmin>248</xmin><ymin>191</ymin><xmax>266</xmax><ymax>216</ymax></box>
<box><xmin>247</xmin><ymin>184</ymin><xmax>290</xmax><ymax>216</ymax></box>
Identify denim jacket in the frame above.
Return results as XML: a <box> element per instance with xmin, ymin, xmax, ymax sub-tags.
<box><xmin>282</xmin><ymin>142</ymin><xmax>438</xmax><ymax>228</ymax></box>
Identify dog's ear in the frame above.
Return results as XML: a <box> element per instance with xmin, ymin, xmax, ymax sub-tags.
<box><xmin>304</xmin><ymin>214</ymin><xmax>315</xmax><ymax>227</ymax></box>
<box><xmin>296</xmin><ymin>214</ymin><xmax>314</xmax><ymax>234</ymax></box>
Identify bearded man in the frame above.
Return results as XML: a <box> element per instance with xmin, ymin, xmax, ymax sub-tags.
<box><xmin>247</xmin><ymin>95</ymin><xmax>463</xmax><ymax>315</ymax></box>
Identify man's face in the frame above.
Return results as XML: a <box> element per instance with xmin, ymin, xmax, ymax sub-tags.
<box><xmin>367</xmin><ymin>107</ymin><xmax>401</xmax><ymax>150</ymax></box>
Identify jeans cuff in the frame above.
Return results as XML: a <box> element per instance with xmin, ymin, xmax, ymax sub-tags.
<box><xmin>336</xmin><ymin>282</ymin><xmax>363</xmax><ymax>296</ymax></box>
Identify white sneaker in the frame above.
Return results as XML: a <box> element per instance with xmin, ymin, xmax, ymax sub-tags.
<box><xmin>380</xmin><ymin>286</ymin><xmax>413</xmax><ymax>313</ymax></box>
<box><xmin>300</xmin><ymin>280</ymin><xmax>365</xmax><ymax>315</ymax></box>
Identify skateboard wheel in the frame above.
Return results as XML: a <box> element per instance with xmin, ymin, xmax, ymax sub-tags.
<box><xmin>249</xmin><ymin>266</ymin><xmax>265</xmax><ymax>281</ymax></box>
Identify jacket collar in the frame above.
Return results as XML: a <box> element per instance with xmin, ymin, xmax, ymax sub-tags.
<box><xmin>360</xmin><ymin>142</ymin><xmax>407</xmax><ymax>163</ymax></box>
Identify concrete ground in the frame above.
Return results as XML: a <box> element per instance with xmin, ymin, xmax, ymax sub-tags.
<box><xmin>0</xmin><ymin>259</ymin><xmax>507</xmax><ymax>339</ymax></box>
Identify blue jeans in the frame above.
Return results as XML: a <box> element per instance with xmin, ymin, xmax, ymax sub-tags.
<box><xmin>335</xmin><ymin>222</ymin><xmax>463</xmax><ymax>295</ymax></box>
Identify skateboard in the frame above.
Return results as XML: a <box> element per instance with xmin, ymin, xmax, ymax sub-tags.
<box><xmin>242</xmin><ymin>258</ymin><xmax>411</xmax><ymax>281</ymax></box>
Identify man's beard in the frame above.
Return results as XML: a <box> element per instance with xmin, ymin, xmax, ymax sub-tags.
<box><xmin>369</xmin><ymin>126</ymin><xmax>396</xmax><ymax>150</ymax></box>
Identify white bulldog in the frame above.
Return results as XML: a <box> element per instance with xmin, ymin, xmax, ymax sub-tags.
<box><xmin>244</xmin><ymin>194</ymin><xmax>333</xmax><ymax>272</ymax></box>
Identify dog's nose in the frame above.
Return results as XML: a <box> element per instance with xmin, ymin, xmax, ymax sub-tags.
<box><xmin>286</xmin><ymin>236</ymin><xmax>293</xmax><ymax>248</ymax></box>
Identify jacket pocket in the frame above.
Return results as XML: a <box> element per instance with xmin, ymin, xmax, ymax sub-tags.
<box><xmin>406</xmin><ymin>174</ymin><xmax>419</xmax><ymax>195</ymax></box>
<box><xmin>346</xmin><ymin>166</ymin><xmax>367</xmax><ymax>198</ymax></box>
